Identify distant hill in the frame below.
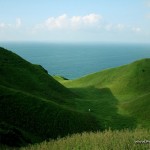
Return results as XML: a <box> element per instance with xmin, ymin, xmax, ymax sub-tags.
<box><xmin>0</xmin><ymin>47</ymin><xmax>100</xmax><ymax>147</ymax></box>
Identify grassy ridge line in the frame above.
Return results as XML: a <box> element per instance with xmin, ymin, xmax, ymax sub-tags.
<box><xmin>8</xmin><ymin>129</ymin><xmax>149</xmax><ymax>150</ymax></box>
<box><xmin>0</xmin><ymin>85</ymin><xmax>100</xmax><ymax>142</ymax></box>
<box><xmin>63</xmin><ymin>58</ymin><xmax>150</xmax><ymax>97</ymax></box>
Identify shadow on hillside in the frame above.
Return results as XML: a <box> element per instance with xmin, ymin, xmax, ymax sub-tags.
<box><xmin>69</xmin><ymin>86</ymin><xmax>137</xmax><ymax>130</ymax></box>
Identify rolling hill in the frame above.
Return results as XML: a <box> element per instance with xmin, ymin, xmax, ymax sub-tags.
<box><xmin>0</xmin><ymin>46</ymin><xmax>150</xmax><ymax>148</ymax></box>
<box><xmin>56</xmin><ymin>58</ymin><xmax>150</xmax><ymax>128</ymax></box>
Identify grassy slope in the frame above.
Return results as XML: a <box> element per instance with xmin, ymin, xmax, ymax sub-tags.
<box><xmin>7</xmin><ymin>129</ymin><xmax>149</xmax><ymax>150</ymax></box>
<box><xmin>122</xmin><ymin>93</ymin><xmax>150</xmax><ymax>127</ymax></box>
<box><xmin>0</xmin><ymin>47</ymin><xmax>100</xmax><ymax>146</ymax></box>
<box><xmin>57</xmin><ymin>59</ymin><xmax>150</xmax><ymax>128</ymax></box>
<box><xmin>0</xmin><ymin>47</ymin><xmax>75</xmax><ymax>105</ymax></box>
<box><xmin>63</xmin><ymin>59</ymin><xmax>150</xmax><ymax>95</ymax></box>
<box><xmin>0</xmin><ymin>85</ymin><xmax>99</xmax><ymax>139</ymax></box>
<box><xmin>1</xmin><ymin>47</ymin><xmax>150</xmax><ymax>148</ymax></box>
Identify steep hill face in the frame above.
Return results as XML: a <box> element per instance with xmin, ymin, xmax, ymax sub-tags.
<box><xmin>0</xmin><ymin>47</ymin><xmax>75</xmax><ymax>104</ymax></box>
<box><xmin>0</xmin><ymin>47</ymin><xmax>100</xmax><ymax>147</ymax></box>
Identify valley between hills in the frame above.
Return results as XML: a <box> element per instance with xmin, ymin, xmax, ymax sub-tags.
<box><xmin>0</xmin><ymin>47</ymin><xmax>150</xmax><ymax>150</ymax></box>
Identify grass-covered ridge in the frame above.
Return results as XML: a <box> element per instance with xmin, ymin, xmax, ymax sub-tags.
<box><xmin>0</xmin><ymin>47</ymin><xmax>74</xmax><ymax>104</ymax></box>
<box><xmin>57</xmin><ymin>58</ymin><xmax>150</xmax><ymax>128</ymax></box>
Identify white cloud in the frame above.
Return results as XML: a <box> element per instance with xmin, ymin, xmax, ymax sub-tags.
<box><xmin>105</xmin><ymin>24</ymin><xmax>113</xmax><ymax>31</ymax></box>
<box><xmin>35</xmin><ymin>13</ymin><xmax>103</xmax><ymax>31</ymax></box>
<box><xmin>16</xmin><ymin>18</ymin><xmax>22</xmax><ymax>28</ymax></box>
<box><xmin>104</xmin><ymin>23</ymin><xmax>125</xmax><ymax>31</ymax></box>
<box><xmin>83</xmin><ymin>13</ymin><xmax>101</xmax><ymax>24</ymax></box>
<box><xmin>0</xmin><ymin>22</ymin><xmax>9</xmax><ymax>31</ymax></box>
<box><xmin>115</xmin><ymin>24</ymin><xmax>125</xmax><ymax>31</ymax></box>
<box><xmin>34</xmin><ymin>15</ymin><xmax>143</xmax><ymax>36</ymax></box>
<box><xmin>45</xmin><ymin>14</ymin><xmax>68</xmax><ymax>29</ymax></box>
<box><xmin>70</xmin><ymin>16</ymin><xmax>82</xmax><ymax>29</ymax></box>
<box><xmin>0</xmin><ymin>18</ymin><xmax>22</xmax><ymax>31</ymax></box>
<box><xmin>132</xmin><ymin>27</ymin><xmax>141</xmax><ymax>33</ymax></box>
<box><xmin>71</xmin><ymin>13</ymin><xmax>102</xmax><ymax>29</ymax></box>
<box><xmin>0</xmin><ymin>23</ymin><xmax>6</xmax><ymax>29</ymax></box>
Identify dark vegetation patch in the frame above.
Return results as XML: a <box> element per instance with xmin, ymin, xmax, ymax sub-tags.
<box><xmin>0</xmin><ymin>122</ymin><xmax>31</xmax><ymax>147</ymax></box>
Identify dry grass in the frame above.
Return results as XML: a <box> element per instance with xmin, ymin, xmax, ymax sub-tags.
<box><xmin>17</xmin><ymin>129</ymin><xmax>150</xmax><ymax>150</ymax></box>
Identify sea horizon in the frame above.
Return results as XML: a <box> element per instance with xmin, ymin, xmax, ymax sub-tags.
<box><xmin>1</xmin><ymin>42</ymin><xmax>150</xmax><ymax>79</ymax></box>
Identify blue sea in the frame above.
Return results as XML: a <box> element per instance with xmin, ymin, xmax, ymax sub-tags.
<box><xmin>1</xmin><ymin>42</ymin><xmax>150</xmax><ymax>79</ymax></box>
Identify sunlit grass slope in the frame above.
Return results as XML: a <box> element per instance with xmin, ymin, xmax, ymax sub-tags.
<box><xmin>57</xmin><ymin>58</ymin><xmax>150</xmax><ymax>128</ymax></box>
<box><xmin>0</xmin><ymin>47</ymin><xmax>100</xmax><ymax>146</ymax></box>
<box><xmin>11</xmin><ymin>129</ymin><xmax>150</xmax><ymax>150</ymax></box>
<box><xmin>64</xmin><ymin>58</ymin><xmax>150</xmax><ymax>96</ymax></box>
<box><xmin>122</xmin><ymin>93</ymin><xmax>150</xmax><ymax>127</ymax></box>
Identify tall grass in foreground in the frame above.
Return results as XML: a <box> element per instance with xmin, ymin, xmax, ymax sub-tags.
<box><xmin>2</xmin><ymin>129</ymin><xmax>148</xmax><ymax>150</ymax></box>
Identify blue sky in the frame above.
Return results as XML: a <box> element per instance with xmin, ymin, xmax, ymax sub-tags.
<box><xmin>0</xmin><ymin>0</ymin><xmax>150</xmax><ymax>43</ymax></box>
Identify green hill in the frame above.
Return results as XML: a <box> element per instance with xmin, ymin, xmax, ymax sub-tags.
<box><xmin>0</xmin><ymin>47</ymin><xmax>75</xmax><ymax>104</ymax></box>
<box><xmin>0</xmin><ymin>47</ymin><xmax>150</xmax><ymax>148</ymax></box>
<box><xmin>63</xmin><ymin>58</ymin><xmax>150</xmax><ymax>95</ymax></box>
<box><xmin>0</xmin><ymin>47</ymin><xmax>100</xmax><ymax>147</ymax></box>
<box><xmin>57</xmin><ymin>58</ymin><xmax>150</xmax><ymax>128</ymax></box>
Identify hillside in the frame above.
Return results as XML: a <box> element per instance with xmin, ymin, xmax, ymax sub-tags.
<box><xmin>57</xmin><ymin>58</ymin><xmax>150</xmax><ymax>128</ymax></box>
<box><xmin>0</xmin><ymin>47</ymin><xmax>75</xmax><ymax>104</ymax></box>
<box><xmin>0</xmin><ymin>47</ymin><xmax>150</xmax><ymax>148</ymax></box>
<box><xmin>63</xmin><ymin>58</ymin><xmax>150</xmax><ymax>95</ymax></box>
<box><xmin>0</xmin><ymin>47</ymin><xmax>100</xmax><ymax>147</ymax></box>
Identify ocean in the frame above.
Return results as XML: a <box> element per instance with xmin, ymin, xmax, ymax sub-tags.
<box><xmin>1</xmin><ymin>42</ymin><xmax>150</xmax><ymax>79</ymax></box>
